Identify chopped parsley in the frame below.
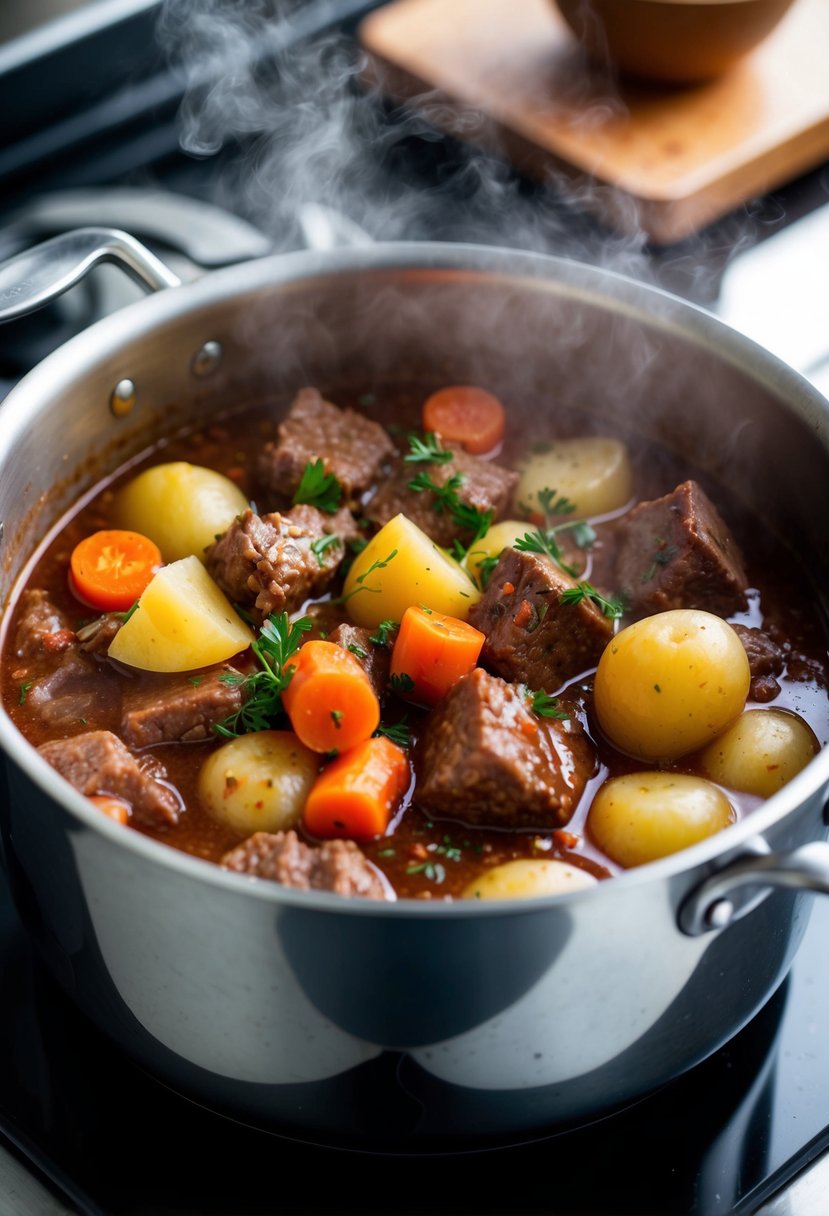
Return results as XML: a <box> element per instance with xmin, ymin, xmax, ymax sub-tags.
<box><xmin>406</xmin><ymin>860</ymin><xmax>447</xmax><ymax>884</ymax></box>
<box><xmin>407</xmin><ymin>469</ymin><xmax>493</xmax><ymax>546</ymax></box>
<box><xmin>347</xmin><ymin>642</ymin><xmax>368</xmax><ymax>660</ymax></box>
<box><xmin>292</xmin><ymin>458</ymin><xmax>343</xmax><ymax>514</ymax></box>
<box><xmin>310</xmin><ymin>533</ymin><xmax>341</xmax><ymax>566</ymax></box>
<box><xmin>330</xmin><ymin>709</ymin><xmax>344</xmax><ymax>729</ymax></box>
<box><xmin>375</xmin><ymin>717</ymin><xmax>412</xmax><ymax>747</ymax></box>
<box><xmin>390</xmin><ymin>672</ymin><xmax>415</xmax><ymax>694</ymax></box>
<box><xmin>404</xmin><ymin>432</ymin><xmax>454</xmax><ymax>464</ymax></box>
<box><xmin>369</xmin><ymin>618</ymin><xmax>398</xmax><ymax>648</ymax></box>
<box><xmin>527</xmin><ymin>688</ymin><xmax>569</xmax><ymax>720</ymax></box>
<box><xmin>214</xmin><ymin>612</ymin><xmax>312</xmax><ymax>737</ymax></box>
<box><xmin>559</xmin><ymin>581</ymin><xmax>624</xmax><ymax>620</ymax></box>
<box><xmin>514</xmin><ymin>529</ymin><xmax>579</xmax><ymax>577</ymax></box>
<box><xmin>188</xmin><ymin>676</ymin><xmax>203</xmax><ymax>687</ymax></box>
<box><xmin>640</xmin><ymin>543</ymin><xmax>678</xmax><ymax>583</ymax></box>
<box><xmin>18</xmin><ymin>681</ymin><xmax>32</xmax><ymax>705</ymax></box>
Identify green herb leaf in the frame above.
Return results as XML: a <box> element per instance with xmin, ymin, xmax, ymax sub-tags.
<box><xmin>310</xmin><ymin>533</ymin><xmax>341</xmax><ymax>566</ymax></box>
<box><xmin>338</xmin><ymin>550</ymin><xmax>398</xmax><ymax>606</ymax></box>
<box><xmin>390</xmin><ymin>672</ymin><xmax>415</xmax><ymax>694</ymax></box>
<box><xmin>214</xmin><ymin>612</ymin><xmax>312</xmax><ymax>736</ymax></box>
<box><xmin>514</xmin><ymin>529</ymin><xmax>579</xmax><ymax>577</ymax></box>
<box><xmin>640</xmin><ymin>543</ymin><xmax>678</xmax><ymax>583</ymax></box>
<box><xmin>408</xmin><ymin>469</ymin><xmax>493</xmax><ymax>549</ymax></box>
<box><xmin>559</xmin><ymin>581</ymin><xmax>624</xmax><ymax>620</ymax></box>
<box><xmin>118</xmin><ymin>600</ymin><xmax>140</xmax><ymax>623</ymax></box>
<box><xmin>292</xmin><ymin>459</ymin><xmax>343</xmax><ymax>513</ymax></box>
<box><xmin>404</xmin><ymin>431</ymin><xmax>454</xmax><ymax>464</ymax></box>
<box><xmin>527</xmin><ymin>688</ymin><xmax>569</xmax><ymax>720</ymax></box>
<box><xmin>19</xmin><ymin>681</ymin><xmax>33</xmax><ymax>705</ymax></box>
<box><xmin>375</xmin><ymin>716</ymin><xmax>412</xmax><ymax>747</ymax></box>
<box><xmin>347</xmin><ymin>642</ymin><xmax>368</xmax><ymax>660</ymax></box>
<box><xmin>406</xmin><ymin>860</ymin><xmax>447</xmax><ymax>883</ymax></box>
<box><xmin>369</xmin><ymin>619</ymin><xmax>398</xmax><ymax>647</ymax></box>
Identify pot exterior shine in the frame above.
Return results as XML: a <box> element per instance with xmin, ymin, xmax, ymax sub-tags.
<box><xmin>1</xmin><ymin>246</ymin><xmax>828</xmax><ymax>1144</ymax></box>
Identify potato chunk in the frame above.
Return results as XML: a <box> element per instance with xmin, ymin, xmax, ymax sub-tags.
<box><xmin>588</xmin><ymin>772</ymin><xmax>735</xmax><ymax>867</ymax></box>
<box><xmin>463</xmin><ymin>859</ymin><xmax>598</xmax><ymax>900</ymax></box>
<box><xmin>342</xmin><ymin>513</ymin><xmax>480</xmax><ymax>628</ymax></box>
<box><xmin>108</xmin><ymin>555</ymin><xmax>254</xmax><ymax>672</ymax></box>
<box><xmin>515</xmin><ymin>437</ymin><xmax>633</xmax><ymax>520</ymax></box>
<box><xmin>199</xmin><ymin>731</ymin><xmax>319</xmax><ymax>836</ymax></box>
<box><xmin>594</xmin><ymin>609</ymin><xmax>750</xmax><ymax>761</ymax></box>
<box><xmin>464</xmin><ymin>519</ymin><xmax>530</xmax><ymax>585</ymax></box>
<box><xmin>113</xmin><ymin>462</ymin><xmax>249</xmax><ymax>562</ymax></box>
<box><xmin>700</xmin><ymin>709</ymin><xmax>819</xmax><ymax>798</ymax></box>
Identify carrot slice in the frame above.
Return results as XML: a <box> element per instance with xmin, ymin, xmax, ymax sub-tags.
<box><xmin>390</xmin><ymin>605</ymin><xmax>485</xmax><ymax>706</ymax></box>
<box><xmin>303</xmin><ymin>736</ymin><xmax>410</xmax><ymax>840</ymax></box>
<box><xmin>282</xmin><ymin>639</ymin><xmax>380</xmax><ymax>754</ymax></box>
<box><xmin>422</xmin><ymin>385</ymin><xmax>506</xmax><ymax>455</ymax></box>
<box><xmin>70</xmin><ymin>529</ymin><xmax>162</xmax><ymax>612</ymax></box>
<box><xmin>87</xmin><ymin>794</ymin><xmax>130</xmax><ymax>825</ymax></box>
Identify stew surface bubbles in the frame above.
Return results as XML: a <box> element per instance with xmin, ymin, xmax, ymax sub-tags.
<box><xmin>3</xmin><ymin>385</ymin><xmax>828</xmax><ymax>901</ymax></box>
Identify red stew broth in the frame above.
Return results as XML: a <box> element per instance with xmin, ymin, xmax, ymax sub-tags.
<box><xmin>3</xmin><ymin>388</ymin><xmax>828</xmax><ymax>900</ymax></box>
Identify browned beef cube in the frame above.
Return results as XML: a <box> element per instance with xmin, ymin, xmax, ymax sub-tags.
<box><xmin>258</xmin><ymin>387</ymin><xmax>394</xmax><ymax>499</ymax></box>
<box><xmin>614</xmin><ymin>480</ymin><xmax>748</xmax><ymax>618</ymax></box>
<box><xmin>416</xmin><ymin>668</ymin><xmax>596</xmax><ymax>829</ymax></box>
<box><xmin>26</xmin><ymin>651</ymin><xmax>121</xmax><ymax>732</ymax></box>
<box><xmin>205</xmin><ymin>504</ymin><xmax>355</xmax><ymax>620</ymax></box>
<box><xmin>37</xmin><ymin>730</ymin><xmax>180</xmax><ymax>828</ymax></box>
<box><xmin>326</xmin><ymin>623</ymin><xmax>391</xmax><ymax>699</ymax></box>
<box><xmin>221</xmin><ymin>830</ymin><xmax>390</xmax><ymax>899</ymax></box>
<box><xmin>732</xmin><ymin>624</ymin><xmax>785</xmax><ymax>702</ymax></box>
<box><xmin>365</xmin><ymin>445</ymin><xmax>518</xmax><ymax>547</ymax></box>
<box><xmin>76</xmin><ymin>613</ymin><xmax>123</xmax><ymax>656</ymax></box>
<box><xmin>469</xmin><ymin>548</ymin><xmax>615</xmax><ymax>691</ymax></box>
<box><xmin>121</xmin><ymin>668</ymin><xmax>244</xmax><ymax>747</ymax></box>
<box><xmin>13</xmin><ymin>590</ymin><xmax>75</xmax><ymax>657</ymax></box>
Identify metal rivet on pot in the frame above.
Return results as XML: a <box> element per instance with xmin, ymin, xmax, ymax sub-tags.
<box><xmin>191</xmin><ymin>340</ymin><xmax>223</xmax><ymax>378</ymax></box>
<box><xmin>705</xmin><ymin>899</ymin><xmax>734</xmax><ymax>931</ymax></box>
<box><xmin>110</xmin><ymin>379</ymin><xmax>137</xmax><ymax>417</ymax></box>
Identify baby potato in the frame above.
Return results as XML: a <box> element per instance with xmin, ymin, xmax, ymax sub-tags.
<box><xmin>700</xmin><ymin>709</ymin><xmax>819</xmax><ymax>798</ymax></box>
<box><xmin>108</xmin><ymin>555</ymin><xmax>254</xmax><ymax>671</ymax></box>
<box><xmin>199</xmin><ymin>731</ymin><xmax>319</xmax><ymax>836</ymax></box>
<box><xmin>463</xmin><ymin>859</ymin><xmax>598</xmax><ymax>901</ymax></box>
<box><xmin>113</xmin><ymin>462</ymin><xmax>249</xmax><ymax>562</ymax></box>
<box><xmin>342</xmin><ymin>513</ymin><xmax>480</xmax><ymax>628</ymax></box>
<box><xmin>515</xmin><ymin>437</ymin><xmax>633</xmax><ymax>520</ymax></box>
<box><xmin>588</xmin><ymin>772</ymin><xmax>735</xmax><ymax>868</ymax></box>
<box><xmin>594</xmin><ymin>609</ymin><xmax>750</xmax><ymax>761</ymax></box>
<box><xmin>464</xmin><ymin>519</ymin><xmax>530</xmax><ymax>585</ymax></box>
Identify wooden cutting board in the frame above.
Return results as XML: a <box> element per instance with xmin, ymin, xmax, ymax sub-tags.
<box><xmin>359</xmin><ymin>0</ymin><xmax>829</xmax><ymax>244</ymax></box>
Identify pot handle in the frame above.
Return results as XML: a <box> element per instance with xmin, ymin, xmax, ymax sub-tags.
<box><xmin>678</xmin><ymin>839</ymin><xmax>829</xmax><ymax>936</ymax></box>
<box><xmin>0</xmin><ymin>227</ymin><xmax>182</xmax><ymax>325</ymax></box>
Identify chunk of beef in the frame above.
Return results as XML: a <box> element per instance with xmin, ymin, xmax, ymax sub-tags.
<box><xmin>13</xmin><ymin>590</ymin><xmax>75</xmax><ymax>657</ymax></box>
<box><xmin>365</xmin><ymin>445</ymin><xmax>518</xmax><ymax>547</ymax></box>
<box><xmin>257</xmin><ymin>387</ymin><xmax>394</xmax><ymax>500</ymax></box>
<box><xmin>121</xmin><ymin>667</ymin><xmax>244</xmax><ymax>747</ymax></box>
<box><xmin>326</xmin><ymin>623</ymin><xmax>391</xmax><ymax>700</ymax></box>
<box><xmin>614</xmin><ymin>480</ymin><xmax>748</xmax><ymax>618</ymax></box>
<box><xmin>469</xmin><ymin>547</ymin><xmax>615</xmax><ymax>691</ymax></box>
<box><xmin>37</xmin><ymin>730</ymin><xmax>180</xmax><ymax>828</ymax></box>
<box><xmin>732</xmin><ymin>624</ymin><xmax>785</xmax><ymax>702</ymax></box>
<box><xmin>221</xmin><ymin>830</ymin><xmax>390</xmax><ymax>900</ymax></box>
<box><xmin>25</xmin><ymin>650</ymin><xmax>122</xmax><ymax>731</ymax></box>
<box><xmin>416</xmin><ymin>667</ymin><xmax>596</xmax><ymax>829</ymax></box>
<box><xmin>205</xmin><ymin>504</ymin><xmax>356</xmax><ymax>620</ymax></box>
<box><xmin>76</xmin><ymin>612</ymin><xmax>124</xmax><ymax>656</ymax></box>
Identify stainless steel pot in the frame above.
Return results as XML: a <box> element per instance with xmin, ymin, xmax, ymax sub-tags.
<box><xmin>0</xmin><ymin>230</ymin><xmax>828</xmax><ymax>1146</ymax></box>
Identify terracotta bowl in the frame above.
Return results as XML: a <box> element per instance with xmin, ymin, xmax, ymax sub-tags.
<box><xmin>553</xmin><ymin>0</ymin><xmax>798</xmax><ymax>84</ymax></box>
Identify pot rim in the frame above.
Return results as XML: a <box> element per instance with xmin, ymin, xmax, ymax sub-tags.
<box><xmin>1</xmin><ymin>239</ymin><xmax>827</xmax><ymax>918</ymax></box>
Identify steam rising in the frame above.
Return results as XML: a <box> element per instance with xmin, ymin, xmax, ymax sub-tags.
<box><xmin>156</xmin><ymin>0</ymin><xmax>723</xmax><ymax>282</ymax></box>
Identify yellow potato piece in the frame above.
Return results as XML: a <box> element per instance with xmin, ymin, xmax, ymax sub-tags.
<box><xmin>463</xmin><ymin>859</ymin><xmax>598</xmax><ymax>901</ymax></box>
<box><xmin>594</xmin><ymin>609</ymin><xmax>750</xmax><ymax>761</ymax></box>
<box><xmin>588</xmin><ymin>772</ymin><xmax>735</xmax><ymax>868</ymax></box>
<box><xmin>113</xmin><ymin>461</ymin><xmax>249</xmax><ymax>562</ymax></box>
<box><xmin>342</xmin><ymin>513</ymin><xmax>480</xmax><ymax>628</ymax></box>
<box><xmin>199</xmin><ymin>731</ymin><xmax>319</xmax><ymax>836</ymax></box>
<box><xmin>108</xmin><ymin>555</ymin><xmax>254</xmax><ymax>672</ymax></box>
<box><xmin>464</xmin><ymin>519</ymin><xmax>530</xmax><ymax>585</ymax></box>
<box><xmin>700</xmin><ymin>709</ymin><xmax>819</xmax><ymax>798</ymax></box>
<box><xmin>515</xmin><ymin>437</ymin><xmax>633</xmax><ymax>520</ymax></box>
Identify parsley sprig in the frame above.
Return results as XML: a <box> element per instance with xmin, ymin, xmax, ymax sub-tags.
<box><xmin>408</xmin><ymin>469</ymin><xmax>493</xmax><ymax>545</ymax></box>
<box><xmin>404</xmin><ymin>432</ymin><xmax>454</xmax><ymax>464</ymax></box>
<box><xmin>310</xmin><ymin>533</ymin><xmax>341</xmax><ymax>566</ymax></box>
<box><xmin>215</xmin><ymin>612</ymin><xmax>312</xmax><ymax>737</ymax></box>
<box><xmin>375</xmin><ymin>716</ymin><xmax>412</xmax><ymax>747</ymax></box>
<box><xmin>293</xmin><ymin>459</ymin><xmax>343</xmax><ymax>514</ymax></box>
<box><xmin>514</xmin><ymin>529</ymin><xmax>580</xmax><ymax>577</ymax></box>
<box><xmin>527</xmin><ymin>689</ymin><xmax>569</xmax><ymax>720</ymax></box>
<box><xmin>559</xmin><ymin>581</ymin><xmax>624</xmax><ymax>620</ymax></box>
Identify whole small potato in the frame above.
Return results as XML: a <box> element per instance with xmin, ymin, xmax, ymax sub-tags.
<box><xmin>114</xmin><ymin>462</ymin><xmax>249</xmax><ymax>562</ymax></box>
<box><xmin>700</xmin><ymin>709</ymin><xmax>819</xmax><ymax>798</ymax></box>
<box><xmin>594</xmin><ymin>609</ymin><xmax>750</xmax><ymax>761</ymax></box>
<box><xmin>463</xmin><ymin>858</ymin><xmax>598</xmax><ymax>901</ymax></box>
<box><xmin>588</xmin><ymin>772</ymin><xmax>735</xmax><ymax>868</ymax></box>
<box><xmin>198</xmin><ymin>731</ymin><xmax>320</xmax><ymax>836</ymax></box>
<box><xmin>515</xmin><ymin>437</ymin><xmax>633</xmax><ymax>520</ymax></box>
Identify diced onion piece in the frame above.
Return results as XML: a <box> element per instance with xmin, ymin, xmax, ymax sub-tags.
<box><xmin>342</xmin><ymin>513</ymin><xmax>480</xmax><ymax>628</ymax></box>
<box><xmin>108</xmin><ymin>555</ymin><xmax>254</xmax><ymax>671</ymax></box>
<box><xmin>515</xmin><ymin>437</ymin><xmax>633</xmax><ymax>520</ymax></box>
<box><xmin>463</xmin><ymin>859</ymin><xmax>598</xmax><ymax>900</ymax></box>
<box><xmin>198</xmin><ymin>731</ymin><xmax>319</xmax><ymax>836</ymax></box>
<box><xmin>700</xmin><ymin>709</ymin><xmax>819</xmax><ymax>798</ymax></box>
<box><xmin>113</xmin><ymin>462</ymin><xmax>249</xmax><ymax>562</ymax></box>
<box><xmin>593</xmin><ymin>609</ymin><xmax>750</xmax><ymax>761</ymax></box>
<box><xmin>588</xmin><ymin>772</ymin><xmax>735</xmax><ymax>867</ymax></box>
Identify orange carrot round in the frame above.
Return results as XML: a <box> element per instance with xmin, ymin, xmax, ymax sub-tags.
<box><xmin>88</xmin><ymin>794</ymin><xmax>130</xmax><ymax>825</ymax></box>
<box><xmin>390</xmin><ymin>605</ymin><xmax>485</xmax><ymax>706</ymax></box>
<box><xmin>70</xmin><ymin>529</ymin><xmax>161</xmax><ymax>612</ymax></box>
<box><xmin>422</xmin><ymin>385</ymin><xmax>506</xmax><ymax>455</ymax></box>
<box><xmin>282</xmin><ymin>639</ymin><xmax>380</xmax><ymax>754</ymax></box>
<box><xmin>303</xmin><ymin>735</ymin><xmax>410</xmax><ymax>840</ymax></box>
